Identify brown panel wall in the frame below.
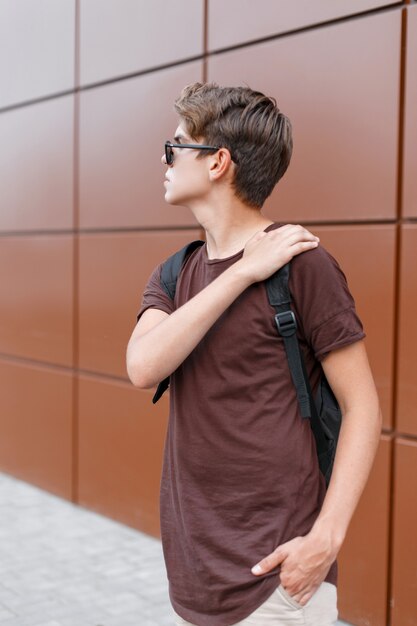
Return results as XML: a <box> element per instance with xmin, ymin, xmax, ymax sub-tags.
<box><xmin>78</xmin><ymin>376</ymin><xmax>169</xmax><ymax>535</ymax></box>
<box><xmin>396</xmin><ymin>225</ymin><xmax>417</xmax><ymax>436</ymax></box>
<box><xmin>0</xmin><ymin>97</ymin><xmax>74</xmax><ymax>232</ymax></box>
<box><xmin>0</xmin><ymin>360</ymin><xmax>72</xmax><ymax>499</ymax></box>
<box><xmin>208</xmin><ymin>11</ymin><xmax>400</xmax><ymax>223</ymax></box>
<box><xmin>403</xmin><ymin>5</ymin><xmax>417</xmax><ymax>217</ymax></box>
<box><xmin>0</xmin><ymin>236</ymin><xmax>73</xmax><ymax>367</ymax></box>
<box><xmin>78</xmin><ymin>230</ymin><xmax>201</xmax><ymax>377</ymax></box>
<box><xmin>79</xmin><ymin>62</ymin><xmax>203</xmax><ymax>229</ymax></box>
<box><xmin>0</xmin><ymin>0</ymin><xmax>75</xmax><ymax>108</ymax></box>
<box><xmin>79</xmin><ymin>0</ymin><xmax>204</xmax><ymax>85</ymax></box>
<box><xmin>391</xmin><ymin>438</ymin><xmax>417</xmax><ymax>625</ymax></box>
<box><xmin>311</xmin><ymin>225</ymin><xmax>396</xmax><ymax>428</ymax></box>
<box><xmin>208</xmin><ymin>0</ymin><xmax>399</xmax><ymax>50</ymax></box>
<box><xmin>338</xmin><ymin>435</ymin><xmax>391</xmax><ymax>626</ymax></box>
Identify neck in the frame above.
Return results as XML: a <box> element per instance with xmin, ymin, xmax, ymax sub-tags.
<box><xmin>188</xmin><ymin>196</ymin><xmax>274</xmax><ymax>259</ymax></box>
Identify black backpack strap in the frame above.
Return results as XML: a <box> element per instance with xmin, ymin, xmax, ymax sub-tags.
<box><xmin>152</xmin><ymin>376</ymin><xmax>170</xmax><ymax>404</ymax></box>
<box><xmin>266</xmin><ymin>264</ymin><xmax>312</xmax><ymax>419</ymax></box>
<box><xmin>160</xmin><ymin>240</ymin><xmax>205</xmax><ymax>299</ymax></box>
<box><xmin>153</xmin><ymin>239</ymin><xmax>205</xmax><ymax>404</ymax></box>
<box><xmin>268</xmin><ymin>264</ymin><xmax>341</xmax><ymax>485</ymax></box>
<box><xmin>266</xmin><ymin>264</ymin><xmax>330</xmax><ymax>457</ymax></box>
<box><xmin>298</xmin><ymin>344</ymin><xmax>331</xmax><ymax>458</ymax></box>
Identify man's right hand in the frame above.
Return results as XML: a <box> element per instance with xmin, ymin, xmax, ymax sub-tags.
<box><xmin>239</xmin><ymin>224</ymin><xmax>319</xmax><ymax>284</ymax></box>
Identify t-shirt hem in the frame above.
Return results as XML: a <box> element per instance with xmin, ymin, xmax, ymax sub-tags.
<box><xmin>315</xmin><ymin>331</ymin><xmax>366</xmax><ymax>362</ymax></box>
<box><xmin>136</xmin><ymin>302</ymin><xmax>172</xmax><ymax>323</ymax></box>
<box><xmin>170</xmin><ymin>563</ymin><xmax>337</xmax><ymax>626</ymax></box>
<box><xmin>170</xmin><ymin>575</ymin><xmax>281</xmax><ymax>626</ymax></box>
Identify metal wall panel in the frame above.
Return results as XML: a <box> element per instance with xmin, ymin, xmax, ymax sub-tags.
<box><xmin>0</xmin><ymin>236</ymin><xmax>73</xmax><ymax>367</ymax></box>
<box><xmin>0</xmin><ymin>97</ymin><xmax>74</xmax><ymax>232</ymax></box>
<box><xmin>208</xmin><ymin>0</ymin><xmax>400</xmax><ymax>50</ymax></box>
<box><xmin>79</xmin><ymin>0</ymin><xmax>203</xmax><ymax>85</ymax></box>
<box><xmin>0</xmin><ymin>0</ymin><xmax>75</xmax><ymax>108</ymax></box>
<box><xmin>0</xmin><ymin>360</ymin><xmax>73</xmax><ymax>499</ymax></box>
<box><xmin>403</xmin><ymin>6</ymin><xmax>417</xmax><ymax>217</ymax></box>
<box><xmin>391</xmin><ymin>438</ymin><xmax>417</xmax><ymax>625</ymax></box>
<box><xmin>396</xmin><ymin>225</ymin><xmax>417</xmax><ymax>436</ymax></box>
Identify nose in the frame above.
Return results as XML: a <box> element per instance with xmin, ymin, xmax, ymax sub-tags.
<box><xmin>161</xmin><ymin>152</ymin><xmax>167</xmax><ymax>165</ymax></box>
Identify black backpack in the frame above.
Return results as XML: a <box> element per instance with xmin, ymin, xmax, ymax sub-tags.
<box><xmin>152</xmin><ymin>240</ymin><xmax>341</xmax><ymax>487</ymax></box>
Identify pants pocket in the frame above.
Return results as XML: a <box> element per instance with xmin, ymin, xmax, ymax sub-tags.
<box><xmin>303</xmin><ymin>582</ymin><xmax>338</xmax><ymax>625</ymax></box>
<box><xmin>276</xmin><ymin>584</ymin><xmax>304</xmax><ymax>611</ymax></box>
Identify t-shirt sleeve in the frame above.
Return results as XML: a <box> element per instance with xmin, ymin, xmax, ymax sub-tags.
<box><xmin>136</xmin><ymin>263</ymin><xmax>174</xmax><ymax>323</ymax></box>
<box><xmin>289</xmin><ymin>246</ymin><xmax>365</xmax><ymax>361</ymax></box>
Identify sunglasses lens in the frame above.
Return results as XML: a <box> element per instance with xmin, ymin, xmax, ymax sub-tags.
<box><xmin>165</xmin><ymin>143</ymin><xmax>173</xmax><ymax>165</ymax></box>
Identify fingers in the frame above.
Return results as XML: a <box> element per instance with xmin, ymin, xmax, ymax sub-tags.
<box><xmin>250</xmin><ymin>225</ymin><xmax>319</xmax><ymax>256</ymax></box>
<box><xmin>251</xmin><ymin>547</ymin><xmax>287</xmax><ymax>575</ymax></box>
<box><xmin>246</xmin><ymin>224</ymin><xmax>319</xmax><ymax>252</ymax></box>
<box><xmin>241</xmin><ymin>224</ymin><xmax>320</xmax><ymax>284</ymax></box>
<box><xmin>297</xmin><ymin>590</ymin><xmax>315</xmax><ymax>606</ymax></box>
<box><xmin>284</xmin><ymin>584</ymin><xmax>319</xmax><ymax>607</ymax></box>
<box><xmin>274</xmin><ymin>224</ymin><xmax>320</xmax><ymax>245</ymax></box>
<box><xmin>290</xmin><ymin>240</ymin><xmax>320</xmax><ymax>255</ymax></box>
<box><xmin>270</xmin><ymin>225</ymin><xmax>319</xmax><ymax>261</ymax></box>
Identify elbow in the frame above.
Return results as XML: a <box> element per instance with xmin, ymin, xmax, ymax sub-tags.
<box><xmin>127</xmin><ymin>369</ymin><xmax>155</xmax><ymax>390</ymax></box>
<box><xmin>126</xmin><ymin>356</ymin><xmax>156</xmax><ymax>389</ymax></box>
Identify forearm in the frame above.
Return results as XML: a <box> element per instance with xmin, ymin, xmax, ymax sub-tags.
<box><xmin>311</xmin><ymin>400</ymin><xmax>382</xmax><ymax>550</ymax></box>
<box><xmin>127</xmin><ymin>259</ymin><xmax>251</xmax><ymax>387</ymax></box>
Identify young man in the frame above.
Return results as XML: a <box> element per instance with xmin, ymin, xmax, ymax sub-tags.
<box><xmin>126</xmin><ymin>83</ymin><xmax>381</xmax><ymax>626</ymax></box>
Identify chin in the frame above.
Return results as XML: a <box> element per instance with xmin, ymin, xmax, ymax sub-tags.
<box><xmin>164</xmin><ymin>191</ymin><xmax>188</xmax><ymax>206</ymax></box>
<box><xmin>164</xmin><ymin>193</ymin><xmax>177</xmax><ymax>205</ymax></box>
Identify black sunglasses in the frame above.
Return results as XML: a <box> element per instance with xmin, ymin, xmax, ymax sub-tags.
<box><xmin>164</xmin><ymin>140</ymin><xmax>221</xmax><ymax>166</ymax></box>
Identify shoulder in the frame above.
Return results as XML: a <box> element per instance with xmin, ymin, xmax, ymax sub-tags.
<box><xmin>291</xmin><ymin>243</ymin><xmax>344</xmax><ymax>276</ymax></box>
<box><xmin>136</xmin><ymin>262</ymin><xmax>172</xmax><ymax>322</ymax></box>
<box><xmin>289</xmin><ymin>244</ymin><xmax>350</xmax><ymax>300</ymax></box>
<box><xmin>267</xmin><ymin>223</ymin><xmax>346</xmax><ymax>284</ymax></box>
<box><xmin>287</xmin><ymin>244</ymin><xmax>364</xmax><ymax>358</ymax></box>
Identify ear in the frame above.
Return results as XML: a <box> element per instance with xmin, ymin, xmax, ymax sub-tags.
<box><xmin>208</xmin><ymin>148</ymin><xmax>234</xmax><ymax>181</ymax></box>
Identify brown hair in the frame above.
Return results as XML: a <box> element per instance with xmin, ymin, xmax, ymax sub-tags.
<box><xmin>174</xmin><ymin>82</ymin><xmax>293</xmax><ymax>208</ymax></box>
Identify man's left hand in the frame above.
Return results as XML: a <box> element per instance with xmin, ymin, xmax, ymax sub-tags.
<box><xmin>250</xmin><ymin>530</ymin><xmax>338</xmax><ymax>606</ymax></box>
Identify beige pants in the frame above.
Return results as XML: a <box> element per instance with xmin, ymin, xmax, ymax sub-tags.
<box><xmin>173</xmin><ymin>581</ymin><xmax>338</xmax><ymax>626</ymax></box>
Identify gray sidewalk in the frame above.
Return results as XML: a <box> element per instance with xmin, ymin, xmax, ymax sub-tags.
<box><xmin>0</xmin><ymin>473</ymin><xmax>172</xmax><ymax>626</ymax></box>
<box><xmin>0</xmin><ymin>472</ymin><xmax>351</xmax><ymax>626</ymax></box>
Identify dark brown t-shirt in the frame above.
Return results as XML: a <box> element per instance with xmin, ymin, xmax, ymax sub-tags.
<box><xmin>137</xmin><ymin>226</ymin><xmax>365</xmax><ymax>626</ymax></box>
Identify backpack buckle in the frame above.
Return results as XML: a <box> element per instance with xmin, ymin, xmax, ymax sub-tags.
<box><xmin>275</xmin><ymin>311</ymin><xmax>297</xmax><ymax>337</ymax></box>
